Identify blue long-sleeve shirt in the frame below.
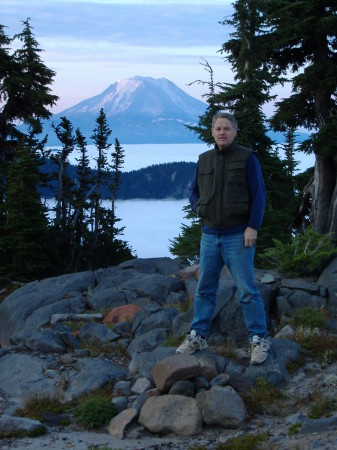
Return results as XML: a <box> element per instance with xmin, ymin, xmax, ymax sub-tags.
<box><xmin>189</xmin><ymin>152</ymin><xmax>266</xmax><ymax>235</ymax></box>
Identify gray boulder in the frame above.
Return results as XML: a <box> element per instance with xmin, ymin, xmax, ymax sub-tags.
<box><xmin>64</xmin><ymin>357</ymin><xmax>127</xmax><ymax>401</ymax></box>
<box><xmin>196</xmin><ymin>385</ymin><xmax>248</xmax><ymax>427</ymax></box>
<box><xmin>0</xmin><ymin>271</ymin><xmax>94</xmax><ymax>346</ymax></box>
<box><xmin>138</xmin><ymin>395</ymin><xmax>203</xmax><ymax>436</ymax></box>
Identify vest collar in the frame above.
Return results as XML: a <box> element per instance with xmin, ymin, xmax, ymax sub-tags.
<box><xmin>214</xmin><ymin>141</ymin><xmax>237</xmax><ymax>156</ymax></box>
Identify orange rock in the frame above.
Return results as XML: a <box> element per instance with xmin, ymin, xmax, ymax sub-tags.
<box><xmin>103</xmin><ymin>304</ymin><xmax>142</xmax><ymax>325</ymax></box>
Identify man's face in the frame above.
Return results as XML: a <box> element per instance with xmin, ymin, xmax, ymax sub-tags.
<box><xmin>211</xmin><ymin>118</ymin><xmax>237</xmax><ymax>150</ymax></box>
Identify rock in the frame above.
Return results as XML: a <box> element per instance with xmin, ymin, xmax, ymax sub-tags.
<box><xmin>300</xmin><ymin>415</ymin><xmax>337</xmax><ymax>435</ymax></box>
<box><xmin>138</xmin><ymin>395</ymin><xmax>203</xmax><ymax>436</ymax></box>
<box><xmin>0</xmin><ymin>271</ymin><xmax>94</xmax><ymax>346</ymax></box>
<box><xmin>274</xmin><ymin>324</ymin><xmax>295</xmax><ymax>338</ymax></box>
<box><xmin>107</xmin><ymin>408</ymin><xmax>138</xmax><ymax>439</ymax></box>
<box><xmin>209</xmin><ymin>373</ymin><xmax>230</xmax><ymax>388</ymax></box>
<box><xmin>111</xmin><ymin>396</ymin><xmax>128</xmax><ymax>414</ymax></box>
<box><xmin>113</xmin><ymin>380</ymin><xmax>133</xmax><ymax>396</ymax></box>
<box><xmin>103</xmin><ymin>304</ymin><xmax>142</xmax><ymax>325</ymax></box>
<box><xmin>199</xmin><ymin>355</ymin><xmax>218</xmax><ymax>381</ymax></box>
<box><xmin>78</xmin><ymin>322</ymin><xmax>119</xmax><ymax>344</ymax></box>
<box><xmin>64</xmin><ymin>357</ymin><xmax>127</xmax><ymax>401</ymax></box>
<box><xmin>152</xmin><ymin>354</ymin><xmax>200</xmax><ymax>392</ymax></box>
<box><xmin>169</xmin><ymin>380</ymin><xmax>195</xmax><ymax>397</ymax></box>
<box><xmin>261</xmin><ymin>273</ymin><xmax>276</xmax><ymax>284</ymax></box>
<box><xmin>128</xmin><ymin>346</ymin><xmax>176</xmax><ymax>379</ymax></box>
<box><xmin>0</xmin><ymin>415</ymin><xmax>45</xmax><ymax>433</ymax></box>
<box><xmin>196</xmin><ymin>385</ymin><xmax>248</xmax><ymax>428</ymax></box>
<box><xmin>127</xmin><ymin>328</ymin><xmax>169</xmax><ymax>355</ymax></box>
<box><xmin>131</xmin><ymin>377</ymin><xmax>152</xmax><ymax>395</ymax></box>
<box><xmin>0</xmin><ymin>354</ymin><xmax>57</xmax><ymax>402</ymax></box>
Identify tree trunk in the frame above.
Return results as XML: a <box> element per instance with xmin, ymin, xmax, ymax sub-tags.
<box><xmin>312</xmin><ymin>154</ymin><xmax>336</xmax><ymax>236</ymax></box>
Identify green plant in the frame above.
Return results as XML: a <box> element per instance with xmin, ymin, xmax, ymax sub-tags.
<box><xmin>288</xmin><ymin>423</ymin><xmax>302</xmax><ymax>435</ymax></box>
<box><xmin>165</xmin><ymin>333</ymin><xmax>183</xmax><ymax>348</ymax></box>
<box><xmin>74</xmin><ymin>396</ymin><xmax>117</xmax><ymax>429</ymax></box>
<box><xmin>16</xmin><ymin>393</ymin><xmax>67</xmax><ymax>422</ymax></box>
<box><xmin>0</xmin><ymin>426</ymin><xmax>47</xmax><ymax>439</ymax></box>
<box><xmin>260</xmin><ymin>226</ymin><xmax>337</xmax><ymax>277</ymax></box>
<box><xmin>292</xmin><ymin>329</ymin><xmax>337</xmax><ymax>364</ymax></box>
<box><xmin>215</xmin><ymin>432</ymin><xmax>269</xmax><ymax>449</ymax></box>
<box><xmin>209</xmin><ymin>343</ymin><xmax>238</xmax><ymax>360</ymax></box>
<box><xmin>293</xmin><ymin>307</ymin><xmax>326</xmax><ymax>329</ymax></box>
<box><xmin>308</xmin><ymin>392</ymin><xmax>337</xmax><ymax>419</ymax></box>
<box><xmin>243</xmin><ymin>378</ymin><xmax>282</xmax><ymax>414</ymax></box>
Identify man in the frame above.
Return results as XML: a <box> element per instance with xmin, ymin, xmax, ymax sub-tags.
<box><xmin>176</xmin><ymin>111</ymin><xmax>270</xmax><ymax>364</ymax></box>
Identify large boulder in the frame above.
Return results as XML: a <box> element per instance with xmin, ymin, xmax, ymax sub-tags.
<box><xmin>0</xmin><ymin>271</ymin><xmax>95</xmax><ymax>346</ymax></box>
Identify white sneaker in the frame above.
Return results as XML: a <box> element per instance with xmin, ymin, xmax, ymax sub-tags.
<box><xmin>176</xmin><ymin>330</ymin><xmax>208</xmax><ymax>354</ymax></box>
<box><xmin>250</xmin><ymin>335</ymin><xmax>271</xmax><ymax>365</ymax></box>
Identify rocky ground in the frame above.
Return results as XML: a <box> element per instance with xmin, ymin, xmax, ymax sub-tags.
<box><xmin>1</xmin><ymin>358</ymin><xmax>337</xmax><ymax>450</ymax></box>
<box><xmin>1</xmin><ymin>256</ymin><xmax>337</xmax><ymax>450</ymax></box>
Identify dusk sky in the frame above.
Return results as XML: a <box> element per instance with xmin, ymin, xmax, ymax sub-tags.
<box><xmin>2</xmin><ymin>0</ymin><xmax>235</xmax><ymax>113</ymax></box>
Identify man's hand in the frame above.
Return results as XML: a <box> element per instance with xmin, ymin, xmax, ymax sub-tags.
<box><xmin>244</xmin><ymin>227</ymin><xmax>257</xmax><ymax>247</ymax></box>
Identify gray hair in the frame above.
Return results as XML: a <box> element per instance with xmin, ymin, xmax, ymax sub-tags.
<box><xmin>212</xmin><ymin>112</ymin><xmax>238</xmax><ymax>130</ymax></box>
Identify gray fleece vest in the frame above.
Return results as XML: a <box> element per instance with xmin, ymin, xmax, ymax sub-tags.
<box><xmin>196</xmin><ymin>143</ymin><xmax>252</xmax><ymax>229</ymax></box>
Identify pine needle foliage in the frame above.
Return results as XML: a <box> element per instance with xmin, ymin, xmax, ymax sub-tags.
<box><xmin>260</xmin><ymin>226</ymin><xmax>337</xmax><ymax>277</ymax></box>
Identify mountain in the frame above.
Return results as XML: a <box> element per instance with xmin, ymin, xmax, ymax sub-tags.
<box><xmin>43</xmin><ymin>76</ymin><xmax>207</xmax><ymax>145</ymax></box>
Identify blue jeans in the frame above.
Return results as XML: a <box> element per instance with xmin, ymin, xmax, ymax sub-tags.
<box><xmin>191</xmin><ymin>232</ymin><xmax>267</xmax><ymax>341</ymax></box>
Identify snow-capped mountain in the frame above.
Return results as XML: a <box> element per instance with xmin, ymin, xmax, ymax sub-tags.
<box><xmin>45</xmin><ymin>76</ymin><xmax>207</xmax><ymax>145</ymax></box>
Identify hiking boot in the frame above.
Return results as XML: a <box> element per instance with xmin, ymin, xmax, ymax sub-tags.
<box><xmin>250</xmin><ymin>335</ymin><xmax>271</xmax><ymax>365</ymax></box>
<box><xmin>176</xmin><ymin>330</ymin><xmax>208</xmax><ymax>354</ymax></box>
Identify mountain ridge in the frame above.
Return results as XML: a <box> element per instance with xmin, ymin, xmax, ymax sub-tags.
<box><xmin>43</xmin><ymin>76</ymin><xmax>207</xmax><ymax>145</ymax></box>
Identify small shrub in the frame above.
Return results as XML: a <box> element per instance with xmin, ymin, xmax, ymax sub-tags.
<box><xmin>209</xmin><ymin>343</ymin><xmax>238</xmax><ymax>360</ymax></box>
<box><xmin>308</xmin><ymin>392</ymin><xmax>337</xmax><ymax>419</ymax></box>
<box><xmin>292</xmin><ymin>329</ymin><xmax>337</xmax><ymax>364</ymax></box>
<box><xmin>260</xmin><ymin>226</ymin><xmax>337</xmax><ymax>277</ymax></box>
<box><xmin>16</xmin><ymin>393</ymin><xmax>67</xmax><ymax>422</ymax></box>
<box><xmin>74</xmin><ymin>396</ymin><xmax>117</xmax><ymax>429</ymax></box>
<box><xmin>288</xmin><ymin>423</ymin><xmax>302</xmax><ymax>435</ymax></box>
<box><xmin>216</xmin><ymin>432</ymin><xmax>269</xmax><ymax>449</ymax></box>
<box><xmin>293</xmin><ymin>307</ymin><xmax>326</xmax><ymax>329</ymax></box>
<box><xmin>165</xmin><ymin>333</ymin><xmax>182</xmax><ymax>348</ymax></box>
<box><xmin>0</xmin><ymin>426</ymin><xmax>47</xmax><ymax>439</ymax></box>
<box><xmin>243</xmin><ymin>378</ymin><xmax>282</xmax><ymax>414</ymax></box>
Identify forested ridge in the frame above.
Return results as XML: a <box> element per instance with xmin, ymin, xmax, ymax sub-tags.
<box><xmin>39</xmin><ymin>160</ymin><xmax>197</xmax><ymax>200</ymax></box>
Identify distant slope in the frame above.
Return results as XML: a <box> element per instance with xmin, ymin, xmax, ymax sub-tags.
<box><xmin>41</xmin><ymin>76</ymin><xmax>207</xmax><ymax>145</ymax></box>
<box><xmin>39</xmin><ymin>160</ymin><xmax>197</xmax><ymax>200</ymax></box>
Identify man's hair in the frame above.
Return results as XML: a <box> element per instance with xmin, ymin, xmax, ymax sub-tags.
<box><xmin>212</xmin><ymin>112</ymin><xmax>238</xmax><ymax>130</ymax></box>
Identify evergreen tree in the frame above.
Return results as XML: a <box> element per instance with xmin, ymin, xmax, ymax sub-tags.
<box><xmin>266</xmin><ymin>0</ymin><xmax>337</xmax><ymax>239</ymax></box>
<box><xmin>0</xmin><ymin>19</ymin><xmax>58</xmax><ymax>280</ymax></box>
<box><xmin>0</xmin><ymin>141</ymin><xmax>51</xmax><ymax>281</ymax></box>
<box><xmin>50</xmin><ymin>117</ymin><xmax>76</xmax><ymax>271</ymax></box>
<box><xmin>174</xmin><ymin>0</ymin><xmax>294</xmax><ymax>259</ymax></box>
<box><xmin>169</xmin><ymin>205</ymin><xmax>202</xmax><ymax>263</ymax></box>
<box><xmin>216</xmin><ymin>0</ymin><xmax>292</xmax><ymax>253</ymax></box>
<box><xmin>69</xmin><ymin>129</ymin><xmax>94</xmax><ymax>271</ymax></box>
<box><xmin>51</xmin><ymin>117</ymin><xmax>76</xmax><ymax>228</ymax></box>
<box><xmin>185</xmin><ymin>58</ymin><xmax>221</xmax><ymax>144</ymax></box>
<box><xmin>90</xmin><ymin>108</ymin><xmax>111</xmax><ymax>240</ymax></box>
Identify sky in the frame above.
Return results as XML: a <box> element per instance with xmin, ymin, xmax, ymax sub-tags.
<box><xmin>2</xmin><ymin>0</ymin><xmax>236</xmax><ymax>113</ymax></box>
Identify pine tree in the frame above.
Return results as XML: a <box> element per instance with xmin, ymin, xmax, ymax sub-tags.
<box><xmin>90</xmin><ymin>108</ymin><xmax>111</xmax><ymax>240</ymax></box>
<box><xmin>266</xmin><ymin>0</ymin><xmax>337</xmax><ymax>239</ymax></box>
<box><xmin>169</xmin><ymin>205</ymin><xmax>202</xmax><ymax>263</ymax></box>
<box><xmin>175</xmin><ymin>0</ymin><xmax>294</xmax><ymax>258</ymax></box>
<box><xmin>0</xmin><ymin>141</ymin><xmax>51</xmax><ymax>281</ymax></box>
<box><xmin>216</xmin><ymin>0</ymin><xmax>293</xmax><ymax>252</ymax></box>
<box><xmin>69</xmin><ymin>128</ymin><xmax>94</xmax><ymax>271</ymax></box>
<box><xmin>185</xmin><ymin>59</ymin><xmax>221</xmax><ymax>144</ymax></box>
<box><xmin>49</xmin><ymin>117</ymin><xmax>76</xmax><ymax>271</ymax></box>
